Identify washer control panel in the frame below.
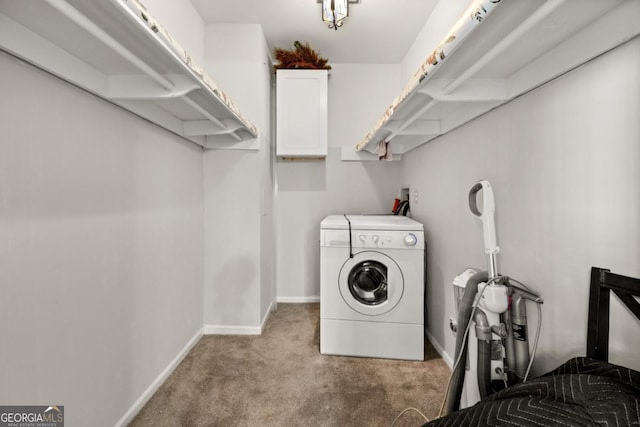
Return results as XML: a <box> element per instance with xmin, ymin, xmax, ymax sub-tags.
<box><xmin>323</xmin><ymin>229</ymin><xmax>424</xmax><ymax>250</ymax></box>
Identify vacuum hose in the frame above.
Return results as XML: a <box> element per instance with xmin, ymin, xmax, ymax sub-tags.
<box><xmin>474</xmin><ymin>310</ymin><xmax>492</xmax><ymax>399</ymax></box>
<box><xmin>444</xmin><ymin>270</ymin><xmax>489</xmax><ymax>414</ymax></box>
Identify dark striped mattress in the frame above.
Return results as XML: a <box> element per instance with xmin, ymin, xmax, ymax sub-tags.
<box><xmin>425</xmin><ymin>357</ymin><xmax>640</xmax><ymax>426</ymax></box>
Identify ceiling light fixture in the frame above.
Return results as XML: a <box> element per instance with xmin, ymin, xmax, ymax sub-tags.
<box><xmin>319</xmin><ymin>0</ymin><xmax>358</xmax><ymax>31</ymax></box>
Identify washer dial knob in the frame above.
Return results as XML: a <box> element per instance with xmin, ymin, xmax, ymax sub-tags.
<box><xmin>404</xmin><ymin>233</ymin><xmax>418</xmax><ymax>246</ymax></box>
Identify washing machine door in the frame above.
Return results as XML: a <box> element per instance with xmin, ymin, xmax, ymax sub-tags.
<box><xmin>338</xmin><ymin>251</ymin><xmax>404</xmax><ymax>316</ymax></box>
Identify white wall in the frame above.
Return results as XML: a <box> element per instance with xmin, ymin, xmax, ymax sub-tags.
<box><xmin>275</xmin><ymin>63</ymin><xmax>404</xmax><ymax>300</ymax></box>
<box><xmin>204</xmin><ymin>24</ymin><xmax>271</xmax><ymax>134</ymax></box>
<box><xmin>141</xmin><ymin>0</ymin><xmax>205</xmax><ymax>65</ymax></box>
<box><xmin>401</xmin><ymin>0</ymin><xmax>469</xmax><ymax>83</ymax></box>
<box><xmin>203</xmin><ymin>149</ymin><xmax>263</xmax><ymax>329</ymax></box>
<box><xmin>202</xmin><ymin>24</ymin><xmax>275</xmax><ymax>330</ymax></box>
<box><xmin>403</xmin><ymin>36</ymin><xmax>640</xmax><ymax>373</ymax></box>
<box><xmin>0</xmin><ymin>52</ymin><xmax>204</xmax><ymax>426</ymax></box>
<box><xmin>260</xmin><ymin>135</ymin><xmax>277</xmax><ymax>318</ymax></box>
<box><xmin>327</xmin><ymin>64</ymin><xmax>403</xmax><ymax>148</ymax></box>
<box><xmin>276</xmin><ymin>150</ymin><xmax>404</xmax><ymax>300</ymax></box>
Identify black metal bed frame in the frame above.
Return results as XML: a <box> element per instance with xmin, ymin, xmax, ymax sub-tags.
<box><xmin>587</xmin><ymin>266</ymin><xmax>640</xmax><ymax>362</ymax></box>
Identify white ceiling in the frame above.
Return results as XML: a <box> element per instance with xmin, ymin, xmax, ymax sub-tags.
<box><xmin>190</xmin><ymin>0</ymin><xmax>439</xmax><ymax>64</ymax></box>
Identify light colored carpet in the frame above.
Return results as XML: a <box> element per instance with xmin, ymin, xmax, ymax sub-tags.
<box><xmin>130</xmin><ymin>303</ymin><xmax>451</xmax><ymax>426</ymax></box>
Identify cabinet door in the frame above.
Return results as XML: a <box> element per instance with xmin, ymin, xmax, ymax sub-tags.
<box><xmin>276</xmin><ymin>70</ymin><xmax>328</xmax><ymax>158</ymax></box>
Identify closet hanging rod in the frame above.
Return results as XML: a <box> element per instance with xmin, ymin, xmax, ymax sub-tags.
<box><xmin>43</xmin><ymin>0</ymin><xmax>175</xmax><ymax>91</ymax></box>
<box><xmin>443</xmin><ymin>0</ymin><xmax>567</xmax><ymax>95</ymax></box>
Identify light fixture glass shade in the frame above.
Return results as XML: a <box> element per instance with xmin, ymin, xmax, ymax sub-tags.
<box><xmin>322</xmin><ymin>0</ymin><xmax>348</xmax><ymax>30</ymax></box>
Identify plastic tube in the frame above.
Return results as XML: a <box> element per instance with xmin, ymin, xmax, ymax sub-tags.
<box><xmin>474</xmin><ymin>309</ymin><xmax>492</xmax><ymax>399</ymax></box>
<box><xmin>444</xmin><ymin>270</ymin><xmax>489</xmax><ymax>414</ymax></box>
<box><xmin>502</xmin><ymin>299</ymin><xmax>517</xmax><ymax>383</ymax></box>
<box><xmin>511</xmin><ymin>292</ymin><xmax>530</xmax><ymax>381</ymax></box>
<box><xmin>477</xmin><ymin>341</ymin><xmax>492</xmax><ymax>399</ymax></box>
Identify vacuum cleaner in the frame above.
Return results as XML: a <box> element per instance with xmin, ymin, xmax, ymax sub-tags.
<box><xmin>444</xmin><ymin>180</ymin><xmax>544</xmax><ymax>413</ymax></box>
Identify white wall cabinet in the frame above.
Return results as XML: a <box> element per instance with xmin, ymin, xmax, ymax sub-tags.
<box><xmin>276</xmin><ymin>69</ymin><xmax>328</xmax><ymax>158</ymax></box>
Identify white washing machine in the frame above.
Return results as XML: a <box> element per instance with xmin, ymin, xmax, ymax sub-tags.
<box><xmin>320</xmin><ymin>215</ymin><xmax>425</xmax><ymax>361</ymax></box>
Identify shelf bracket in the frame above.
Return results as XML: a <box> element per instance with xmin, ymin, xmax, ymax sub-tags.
<box><xmin>184</xmin><ymin>119</ymin><xmax>243</xmax><ymax>140</ymax></box>
<box><xmin>384</xmin><ymin>100</ymin><xmax>438</xmax><ymax>143</ymax></box>
<box><xmin>420</xmin><ymin>78</ymin><xmax>508</xmax><ymax>102</ymax></box>
<box><xmin>107</xmin><ymin>74</ymin><xmax>199</xmax><ymax>99</ymax></box>
<box><xmin>181</xmin><ymin>98</ymin><xmax>229</xmax><ymax>132</ymax></box>
<box><xmin>385</xmin><ymin>119</ymin><xmax>440</xmax><ymax>136</ymax></box>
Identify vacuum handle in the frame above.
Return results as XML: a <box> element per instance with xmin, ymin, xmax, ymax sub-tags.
<box><xmin>512</xmin><ymin>286</ymin><xmax>544</xmax><ymax>304</ymax></box>
<box><xmin>469</xmin><ymin>180</ymin><xmax>499</xmax><ymax>255</ymax></box>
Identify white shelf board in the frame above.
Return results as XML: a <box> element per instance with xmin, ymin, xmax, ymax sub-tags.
<box><xmin>0</xmin><ymin>0</ymin><xmax>259</xmax><ymax>150</ymax></box>
<box><xmin>354</xmin><ymin>0</ymin><xmax>640</xmax><ymax>159</ymax></box>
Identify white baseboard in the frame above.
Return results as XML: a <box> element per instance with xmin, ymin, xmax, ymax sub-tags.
<box><xmin>260</xmin><ymin>300</ymin><xmax>275</xmax><ymax>333</ymax></box>
<box><xmin>204</xmin><ymin>324</ymin><xmax>262</xmax><ymax>335</ymax></box>
<box><xmin>277</xmin><ymin>296</ymin><xmax>320</xmax><ymax>303</ymax></box>
<box><xmin>425</xmin><ymin>329</ymin><xmax>453</xmax><ymax>369</ymax></box>
<box><xmin>204</xmin><ymin>301</ymin><xmax>275</xmax><ymax>336</ymax></box>
<box><xmin>115</xmin><ymin>327</ymin><xmax>203</xmax><ymax>427</ymax></box>
<box><xmin>442</xmin><ymin>350</ymin><xmax>453</xmax><ymax>369</ymax></box>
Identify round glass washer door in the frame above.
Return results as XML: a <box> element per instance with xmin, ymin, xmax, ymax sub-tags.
<box><xmin>338</xmin><ymin>251</ymin><xmax>404</xmax><ymax>316</ymax></box>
